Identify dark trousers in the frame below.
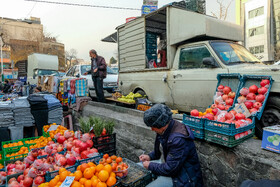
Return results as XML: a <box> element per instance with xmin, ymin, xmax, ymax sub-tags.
<box><xmin>92</xmin><ymin>76</ymin><xmax>105</xmax><ymax>102</ymax></box>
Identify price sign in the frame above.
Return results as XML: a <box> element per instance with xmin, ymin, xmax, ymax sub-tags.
<box><xmin>234</xmin><ymin>103</ymin><xmax>251</xmax><ymax>118</ymax></box>
<box><xmin>47</xmin><ymin>125</ymin><xmax>60</xmax><ymax>132</ymax></box>
<box><xmin>60</xmin><ymin>176</ymin><xmax>75</xmax><ymax>187</ymax></box>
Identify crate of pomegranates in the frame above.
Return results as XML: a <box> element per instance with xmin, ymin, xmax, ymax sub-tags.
<box><xmin>205</xmin><ymin>128</ymin><xmax>255</xmax><ymax>147</ymax></box>
<box><xmin>236</xmin><ymin>75</ymin><xmax>273</xmax><ymax>120</ymax></box>
<box><xmin>183</xmin><ymin>114</ymin><xmax>205</xmax><ymax>139</ymax></box>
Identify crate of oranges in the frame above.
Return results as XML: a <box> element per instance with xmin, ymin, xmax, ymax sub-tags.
<box><xmin>2</xmin><ymin>139</ymin><xmax>25</xmax><ymax>152</ymax></box>
<box><xmin>0</xmin><ymin>151</ymin><xmax>4</xmax><ymax>170</ymax></box>
<box><xmin>4</xmin><ymin>146</ymin><xmax>30</xmax><ymax>161</ymax></box>
<box><xmin>24</xmin><ymin>136</ymin><xmax>53</xmax><ymax>150</ymax></box>
<box><xmin>44</xmin><ymin>160</ymin><xmax>119</xmax><ymax>187</ymax></box>
<box><xmin>43</xmin><ymin>124</ymin><xmax>68</xmax><ymax>139</ymax></box>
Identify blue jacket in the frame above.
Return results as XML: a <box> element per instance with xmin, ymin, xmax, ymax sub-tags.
<box><xmin>148</xmin><ymin>120</ymin><xmax>203</xmax><ymax>187</ymax></box>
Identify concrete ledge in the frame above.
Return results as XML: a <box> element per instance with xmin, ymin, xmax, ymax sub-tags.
<box><xmin>75</xmin><ymin>102</ymin><xmax>280</xmax><ymax>187</ymax></box>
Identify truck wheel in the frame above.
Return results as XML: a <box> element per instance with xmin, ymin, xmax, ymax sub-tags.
<box><xmin>256</xmin><ymin>96</ymin><xmax>280</xmax><ymax>139</ymax></box>
<box><xmin>136</xmin><ymin>89</ymin><xmax>146</xmax><ymax>97</ymax></box>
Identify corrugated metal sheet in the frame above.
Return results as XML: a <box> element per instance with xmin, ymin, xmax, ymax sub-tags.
<box><xmin>118</xmin><ymin>17</ymin><xmax>146</xmax><ymax>72</ymax></box>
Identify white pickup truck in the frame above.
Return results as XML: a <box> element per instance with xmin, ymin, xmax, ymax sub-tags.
<box><xmin>115</xmin><ymin>5</ymin><xmax>280</xmax><ymax>138</ymax></box>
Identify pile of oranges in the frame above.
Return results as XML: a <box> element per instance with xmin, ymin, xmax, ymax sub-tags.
<box><xmin>3</xmin><ymin>141</ymin><xmax>24</xmax><ymax>148</ymax></box>
<box><xmin>43</xmin><ymin>124</ymin><xmax>69</xmax><ymax>139</ymax></box>
<box><xmin>99</xmin><ymin>154</ymin><xmax>128</xmax><ymax>178</ymax></box>
<box><xmin>6</xmin><ymin>147</ymin><xmax>29</xmax><ymax>158</ymax></box>
<box><xmin>41</xmin><ymin>160</ymin><xmax>117</xmax><ymax>187</ymax></box>
<box><xmin>0</xmin><ymin>163</ymin><xmax>4</xmax><ymax>169</ymax></box>
<box><xmin>26</xmin><ymin>136</ymin><xmax>52</xmax><ymax>149</ymax></box>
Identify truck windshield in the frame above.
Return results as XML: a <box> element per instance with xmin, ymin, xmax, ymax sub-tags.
<box><xmin>211</xmin><ymin>42</ymin><xmax>262</xmax><ymax>65</ymax></box>
<box><xmin>37</xmin><ymin>69</ymin><xmax>59</xmax><ymax>76</ymax></box>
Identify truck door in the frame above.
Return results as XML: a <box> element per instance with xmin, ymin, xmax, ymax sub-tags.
<box><xmin>170</xmin><ymin>44</ymin><xmax>227</xmax><ymax>112</ymax></box>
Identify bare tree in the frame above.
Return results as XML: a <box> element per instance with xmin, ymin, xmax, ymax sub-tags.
<box><xmin>65</xmin><ymin>49</ymin><xmax>78</xmax><ymax>70</ymax></box>
<box><xmin>211</xmin><ymin>0</ymin><xmax>233</xmax><ymax>20</ymax></box>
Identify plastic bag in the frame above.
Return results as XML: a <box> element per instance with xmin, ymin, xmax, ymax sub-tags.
<box><xmin>75</xmin><ymin>131</ymin><xmax>82</xmax><ymax>140</ymax></box>
<box><xmin>64</xmin><ymin>130</ymin><xmax>73</xmax><ymax>139</ymax></box>
<box><xmin>240</xmin><ymin>87</ymin><xmax>249</xmax><ymax>96</ymax></box>
<box><xmin>28</xmin><ymin>167</ymin><xmax>37</xmax><ymax>178</ymax></box>
<box><xmin>0</xmin><ymin>171</ymin><xmax>7</xmax><ymax>185</ymax></box>
<box><xmin>71</xmin><ymin>147</ymin><xmax>80</xmax><ymax>157</ymax></box>
<box><xmin>33</xmin><ymin>159</ymin><xmax>44</xmax><ymax>170</ymax></box>
<box><xmin>214</xmin><ymin>96</ymin><xmax>224</xmax><ymax>105</ymax></box>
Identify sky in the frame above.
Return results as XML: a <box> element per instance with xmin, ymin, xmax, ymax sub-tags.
<box><xmin>1</xmin><ymin>0</ymin><xmax>235</xmax><ymax>63</ymax></box>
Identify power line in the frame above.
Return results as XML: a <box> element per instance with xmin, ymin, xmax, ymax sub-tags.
<box><xmin>26</xmin><ymin>2</ymin><xmax>37</xmax><ymax>18</ymax></box>
<box><xmin>24</xmin><ymin>0</ymin><xmax>141</xmax><ymax>10</ymax></box>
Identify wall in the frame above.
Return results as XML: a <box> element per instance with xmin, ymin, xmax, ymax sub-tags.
<box><xmin>75</xmin><ymin>102</ymin><xmax>280</xmax><ymax>187</ymax></box>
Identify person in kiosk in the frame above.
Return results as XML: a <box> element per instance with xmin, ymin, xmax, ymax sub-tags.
<box><xmin>139</xmin><ymin>104</ymin><xmax>203</xmax><ymax>187</ymax></box>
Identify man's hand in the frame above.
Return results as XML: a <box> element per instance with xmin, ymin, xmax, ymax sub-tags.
<box><xmin>94</xmin><ymin>68</ymin><xmax>98</xmax><ymax>73</ymax></box>
<box><xmin>139</xmin><ymin>154</ymin><xmax>150</xmax><ymax>162</ymax></box>
<box><xmin>143</xmin><ymin>161</ymin><xmax>150</xmax><ymax>169</ymax></box>
<box><xmin>84</xmin><ymin>72</ymin><xmax>88</xmax><ymax>75</ymax></box>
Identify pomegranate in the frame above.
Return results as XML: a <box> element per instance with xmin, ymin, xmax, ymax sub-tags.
<box><xmin>211</xmin><ymin>104</ymin><xmax>217</xmax><ymax>109</ymax></box>
<box><xmin>57</xmin><ymin>145</ymin><xmax>64</xmax><ymax>152</ymax></box>
<box><xmin>235</xmin><ymin>121</ymin><xmax>243</xmax><ymax>129</ymax></box>
<box><xmin>253</xmin><ymin>102</ymin><xmax>262</xmax><ymax>109</ymax></box>
<box><xmin>81</xmin><ymin>150</ymin><xmax>89</xmax><ymax>159</ymax></box>
<box><xmin>246</xmin><ymin>93</ymin><xmax>256</xmax><ymax>100</ymax></box>
<box><xmin>66</xmin><ymin>142</ymin><xmax>74</xmax><ymax>151</ymax></box>
<box><xmin>225</xmin><ymin>120</ymin><xmax>233</xmax><ymax>124</ymax></box>
<box><xmin>217</xmin><ymin>104</ymin><xmax>225</xmax><ymax>110</ymax></box>
<box><xmin>256</xmin><ymin>94</ymin><xmax>265</xmax><ymax>103</ymax></box>
<box><xmin>79</xmin><ymin>142</ymin><xmax>88</xmax><ymax>152</ymax></box>
<box><xmin>205</xmin><ymin>113</ymin><xmax>214</xmax><ymax>120</ymax></box>
<box><xmin>212</xmin><ymin>108</ymin><xmax>218</xmax><ymax>115</ymax></box>
<box><xmin>33</xmin><ymin>176</ymin><xmax>45</xmax><ymax>185</ymax></box>
<box><xmin>217</xmin><ymin>117</ymin><xmax>225</xmax><ymax>123</ymax></box>
<box><xmin>223</xmin><ymin>86</ymin><xmax>232</xmax><ymax>94</ymax></box>
<box><xmin>225</xmin><ymin>98</ymin><xmax>234</xmax><ymax>106</ymax></box>
<box><xmin>246</xmin><ymin>118</ymin><xmax>252</xmax><ymax>124</ymax></box>
<box><xmin>258</xmin><ymin>87</ymin><xmax>268</xmax><ymax>95</ymax></box>
<box><xmin>66</xmin><ymin>155</ymin><xmax>76</xmax><ymax>166</ymax></box>
<box><xmin>235</xmin><ymin>134</ymin><xmax>240</xmax><ymax>140</ymax></box>
<box><xmin>7</xmin><ymin>164</ymin><xmax>16</xmax><ymax>171</ymax></box>
<box><xmin>225</xmin><ymin>105</ymin><xmax>231</xmax><ymax>110</ymax></box>
<box><xmin>240</xmin><ymin>88</ymin><xmax>249</xmax><ymax>96</ymax></box>
<box><xmin>23</xmin><ymin>176</ymin><xmax>33</xmax><ymax>187</ymax></box>
<box><xmin>229</xmin><ymin>110</ymin><xmax>237</xmax><ymax>116</ymax></box>
<box><xmin>244</xmin><ymin>101</ymin><xmax>254</xmax><ymax>109</ymax></box>
<box><xmin>244</xmin><ymin>131</ymin><xmax>249</xmax><ymax>136</ymax></box>
<box><xmin>17</xmin><ymin>175</ymin><xmax>24</xmax><ymax>183</ymax></box>
<box><xmin>86</xmin><ymin>140</ymin><xmax>93</xmax><ymax>148</ymax></box>
<box><xmin>249</xmin><ymin>85</ymin><xmax>258</xmax><ymax>93</ymax></box>
<box><xmin>57</xmin><ymin>136</ymin><xmax>66</xmax><ymax>144</ymax></box>
<box><xmin>217</xmin><ymin>85</ymin><xmax>224</xmax><ymax>92</ymax></box>
<box><xmin>249</xmin><ymin>108</ymin><xmax>258</xmax><ymax>114</ymax></box>
<box><xmin>190</xmin><ymin>109</ymin><xmax>199</xmax><ymax>117</ymax></box>
<box><xmin>260</xmin><ymin>79</ymin><xmax>270</xmax><ymax>87</ymax></box>
<box><xmin>222</xmin><ymin>95</ymin><xmax>229</xmax><ymax>101</ymax></box>
<box><xmin>235</xmin><ymin>113</ymin><xmax>246</xmax><ymax>120</ymax></box>
<box><xmin>24</xmin><ymin>168</ymin><xmax>30</xmax><ymax>176</ymax></box>
<box><xmin>57</xmin><ymin>157</ymin><xmax>67</xmax><ymax>166</ymax></box>
<box><xmin>228</xmin><ymin>92</ymin><xmax>236</xmax><ymax>99</ymax></box>
<box><xmin>225</xmin><ymin>112</ymin><xmax>234</xmax><ymax>120</ymax></box>
<box><xmin>237</xmin><ymin>96</ymin><xmax>246</xmax><ymax>103</ymax></box>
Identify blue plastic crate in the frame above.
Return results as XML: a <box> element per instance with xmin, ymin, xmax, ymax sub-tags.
<box><xmin>204</xmin><ymin>117</ymin><xmax>255</xmax><ymax>136</ymax></box>
<box><xmin>236</xmin><ymin>75</ymin><xmax>274</xmax><ymax>120</ymax></box>
<box><xmin>45</xmin><ymin>164</ymin><xmax>78</xmax><ymax>182</ymax></box>
<box><xmin>186</xmin><ymin>125</ymin><xmax>204</xmax><ymax>139</ymax></box>
<box><xmin>183</xmin><ymin>114</ymin><xmax>204</xmax><ymax>129</ymax></box>
<box><xmin>211</xmin><ymin>73</ymin><xmax>242</xmax><ymax>109</ymax></box>
<box><xmin>78</xmin><ymin>154</ymin><xmax>102</xmax><ymax>165</ymax></box>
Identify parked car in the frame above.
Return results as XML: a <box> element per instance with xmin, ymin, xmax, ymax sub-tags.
<box><xmin>58</xmin><ymin>71</ymin><xmax>66</xmax><ymax>77</ymax></box>
<box><xmin>64</xmin><ymin>65</ymin><xmax>118</xmax><ymax>94</ymax></box>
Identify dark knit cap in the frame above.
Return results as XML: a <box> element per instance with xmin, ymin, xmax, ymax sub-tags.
<box><xmin>143</xmin><ymin>104</ymin><xmax>173</xmax><ymax>129</ymax></box>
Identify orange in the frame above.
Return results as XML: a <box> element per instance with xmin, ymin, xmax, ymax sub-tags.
<box><xmin>103</xmin><ymin>165</ymin><xmax>112</xmax><ymax>174</ymax></box>
<box><xmin>77</xmin><ymin>165</ymin><xmax>81</xmax><ymax>171</ymax></box>
<box><xmin>88</xmin><ymin>162</ymin><xmax>96</xmax><ymax>167</ymax></box>
<box><xmin>48</xmin><ymin>178</ymin><xmax>58</xmax><ymax>187</ymax></box>
<box><xmin>79</xmin><ymin>178</ymin><xmax>87</xmax><ymax>185</ymax></box>
<box><xmin>80</xmin><ymin>163</ymin><xmax>89</xmax><ymax>173</ymax></box>
<box><xmin>84</xmin><ymin>180</ymin><xmax>92</xmax><ymax>187</ymax></box>
<box><xmin>110</xmin><ymin>155</ymin><xmax>117</xmax><ymax>160</ymax></box>
<box><xmin>60</xmin><ymin>171</ymin><xmax>69</xmax><ymax>182</ymax></box>
<box><xmin>110</xmin><ymin>172</ymin><xmax>116</xmax><ymax>178</ymax></box>
<box><xmin>71</xmin><ymin>181</ymin><xmax>82</xmax><ymax>187</ymax></box>
<box><xmin>106</xmin><ymin>176</ymin><xmax>117</xmax><ymax>187</ymax></box>
<box><xmin>90</xmin><ymin>166</ymin><xmax>96</xmax><ymax>173</ymax></box>
<box><xmin>116</xmin><ymin>157</ymin><xmax>122</xmax><ymax>163</ymax></box>
<box><xmin>98</xmin><ymin>170</ymin><xmax>109</xmax><ymax>182</ymax></box>
<box><xmin>59</xmin><ymin>168</ymin><xmax>67</xmax><ymax>175</ymax></box>
<box><xmin>95</xmin><ymin>164</ymin><xmax>104</xmax><ymax>172</ymax></box>
<box><xmin>106</xmin><ymin>158</ymin><xmax>112</xmax><ymax>164</ymax></box>
<box><xmin>103</xmin><ymin>154</ymin><xmax>109</xmax><ymax>159</ymax></box>
<box><xmin>74</xmin><ymin>170</ymin><xmax>83</xmax><ymax>181</ymax></box>
<box><xmin>83</xmin><ymin>168</ymin><xmax>94</xmax><ymax>179</ymax></box>
<box><xmin>91</xmin><ymin>178</ymin><xmax>99</xmax><ymax>187</ymax></box>
<box><xmin>96</xmin><ymin>182</ymin><xmax>107</xmax><ymax>187</ymax></box>
<box><xmin>54</xmin><ymin>175</ymin><xmax>60</xmax><ymax>181</ymax></box>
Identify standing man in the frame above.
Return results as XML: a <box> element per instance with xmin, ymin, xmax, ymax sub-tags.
<box><xmin>140</xmin><ymin>104</ymin><xmax>203</xmax><ymax>187</ymax></box>
<box><xmin>89</xmin><ymin>49</ymin><xmax>107</xmax><ymax>102</ymax></box>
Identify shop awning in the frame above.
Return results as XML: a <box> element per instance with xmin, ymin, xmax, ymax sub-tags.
<box><xmin>101</xmin><ymin>32</ymin><xmax>117</xmax><ymax>43</ymax></box>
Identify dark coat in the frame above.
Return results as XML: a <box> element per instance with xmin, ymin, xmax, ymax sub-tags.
<box><xmin>91</xmin><ymin>55</ymin><xmax>107</xmax><ymax>79</ymax></box>
<box><xmin>148</xmin><ymin>120</ymin><xmax>203</xmax><ymax>187</ymax></box>
<box><xmin>3</xmin><ymin>83</ymin><xmax>10</xmax><ymax>93</ymax></box>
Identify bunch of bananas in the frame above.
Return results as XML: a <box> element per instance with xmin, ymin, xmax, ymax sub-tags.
<box><xmin>117</xmin><ymin>92</ymin><xmax>143</xmax><ymax>103</ymax></box>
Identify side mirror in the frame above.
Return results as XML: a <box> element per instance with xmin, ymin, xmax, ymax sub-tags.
<box><xmin>202</xmin><ymin>57</ymin><xmax>219</xmax><ymax>68</ymax></box>
<box><xmin>75</xmin><ymin>74</ymin><xmax>80</xmax><ymax>78</ymax></box>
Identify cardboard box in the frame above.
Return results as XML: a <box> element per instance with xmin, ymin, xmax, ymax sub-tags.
<box><xmin>261</xmin><ymin>125</ymin><xmax>280</xmax><ymax>154</ymax></box>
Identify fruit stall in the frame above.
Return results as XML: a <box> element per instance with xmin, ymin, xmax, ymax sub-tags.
<box><xmin>185</xmin><ymin>74</ymin><xmax>273</xmax><ymax>147</ymax></box>
<box><xmin>0</xmin><ymin>116</ymin><xmax>154</xmax><ymax>187</ymax></box>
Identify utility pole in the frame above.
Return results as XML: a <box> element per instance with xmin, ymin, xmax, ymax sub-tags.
<box><xmin>0</xmin><ymin>34</ymin><xmax>3</xmax><ymax>81</ymax></box>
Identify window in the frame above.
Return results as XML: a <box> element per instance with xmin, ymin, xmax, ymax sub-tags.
<box><xmin>249</xmin><ymin>45</ymin><xmax>264</xmax><ymax>54</ymax></box>
<box><xmin>249</xmin><ymin>6</ymin><xmax>264</xmax><ymax>19</ymax></box>
<box><xmin>249</xmin><ymin>26</ymin><xmax>264</xmax><ymax>37</ymax></box>
<box><xmin>179</xmin><ymin>46</ymin><xmax>213</xmax><ymax>69</ymax></box>
<box><xmin>73</xmin><ymin>66</ymin><xmax>79</xmax><ymax>77</ymax></box>
<box><xmin>66</xmin><ymin>67</ymin><xmax>75</xmax><ymax>76</ymax></box>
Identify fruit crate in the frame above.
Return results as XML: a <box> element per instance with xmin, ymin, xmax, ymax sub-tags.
<box><xmin>42</xmin><ymin>129</ymin><xmax>50</xmax><ymax>138</ymax></box>
<box><xmin>5</xmin><ymin>172</ymin><xmax>23</xmax><ymax>185</ymax></box>
<box><xmin>182</xmin><ymin>114</ymin><xmax>205</xmax><ymax>139</ymax></box>
<box><xmin>236</xmin><ymin>75</ymin><xmax>274</xmax><ymax>120</ymax></box>
<box><xmin>120</xmin><ymin>158</ymin><xmax>153</xmax><ymax>187</ymax></box>
<box><xmin>93</xmin><ymin>133</ymin><xmax>116</xmax><ymax>145</ymax></box>
<box><xmin>205</xmin><ymin>129</ymin><xmax>255</xmax><ymax>148</ymax></box>
<box><xmin>1</xmin><ymin>139</ymin><xmax>25</xmax><ymax>152</ymax></box>
<box><xmin>212</xmin><ymin>73</ymin><xmax>242</xmax><ymax>107</ymax></box>
<box><xmin>204</xmin><ymin>117</ymin><xmax>255</xmax><ymax>136</ymax></box>
<box><xmin>3</xmin><ymin>145</ymin><xmax>30</xmax><ymax>161</ymax></box>
<box><xmin>94</xmin><ymin>141</ymin><xmax>116</xmax><ymax>156</ymax></box>
<box><xmin>78</xmin><ymin>154</ymin><xmax>102</xmax><ymax>165</ymax></box>
<box><xmin>4</xmin><ymin>157</ymin><xmax>25</xmax><ymax>167</ymax></box>
<box><xmin>45</xmin><ymin>164</ymin><xmax>78</xmax><ymax>182</ymax></box>
<box><xmin>0</xmin><ymin>151</ymin><xmax>4</xmax><ymax>172</ymax></box>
